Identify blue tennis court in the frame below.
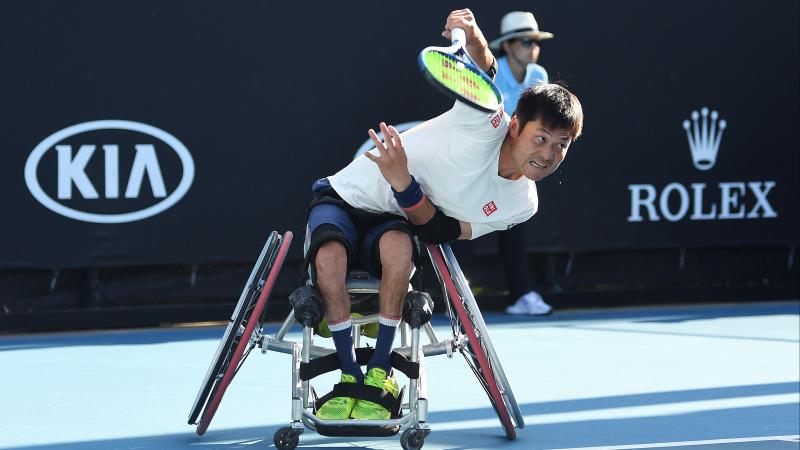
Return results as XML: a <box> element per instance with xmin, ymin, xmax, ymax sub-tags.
<box><xmin>1</xmin><ymin>301</ymin><xmax>797</xmax><ymax>450</ymax></box>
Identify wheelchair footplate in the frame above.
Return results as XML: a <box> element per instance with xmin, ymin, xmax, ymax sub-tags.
<box><xmin>303</xmin><ymin>349</ymin><xmax>414</xmax><ymax>437</ymax></box>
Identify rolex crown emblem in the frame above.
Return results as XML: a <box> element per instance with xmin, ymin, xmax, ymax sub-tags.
<box><xmin>682</xmin><ymin>107</ymin><xmax>727</xmax><ymax>171</ymax></box>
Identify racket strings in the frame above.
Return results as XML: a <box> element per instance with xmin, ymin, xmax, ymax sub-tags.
<box><xmin>423</xmin><ymin>51</ymin><xmax>499</xmax><ymax>110</ymax></box>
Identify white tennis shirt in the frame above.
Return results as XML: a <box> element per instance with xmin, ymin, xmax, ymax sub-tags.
<box><xmin>327</xmin><ymin>101</ymin><xmax>538</xmax><ymax>240</ymax></box>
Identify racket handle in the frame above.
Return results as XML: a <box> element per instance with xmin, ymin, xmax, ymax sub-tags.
<box><xmin>451</xmin><ymin>27</ymin><xmax>466</xmax><ymax>46</ymax></box>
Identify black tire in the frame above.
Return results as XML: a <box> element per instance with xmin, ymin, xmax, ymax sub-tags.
<box><xmin>187</xmin><ymin>231</ymin><xmax>281</xmax><ymax>426</ymax></box>
<box><xmin>273</xmin><ymin>426</ymin><xmax>300</xmax><ymax>450</ymax></box>
<box><xmin>400</xmin><ymin>429</ymin><xmax>425</xmax><ymax>450</ymax></box>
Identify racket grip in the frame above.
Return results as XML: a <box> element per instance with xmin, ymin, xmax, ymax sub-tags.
<box><xmin>451</xmin><ymin>27</ymin><xmax>466</xmax><ymax>46</ymax></box>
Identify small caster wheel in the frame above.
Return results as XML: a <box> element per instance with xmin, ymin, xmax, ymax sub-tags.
<box><xmin>400</xmin><ymin>428</ymin><xmax>426</xmax><ymax>450</ymax></box>
<box><xmin>273</xmin><ymin>426</ymin><xmax>300</xmax><ymax>450</ymax></box>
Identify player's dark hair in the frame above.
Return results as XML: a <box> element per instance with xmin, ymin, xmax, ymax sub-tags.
<box><xmin>514</xmin><ymin>82</ymin><xmax>583</xmax><ymax>140</ymax></box>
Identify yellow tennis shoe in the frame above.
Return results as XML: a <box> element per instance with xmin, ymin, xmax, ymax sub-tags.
<box><xmin>316</xmin><ymin>373</ymin><xmax>358</xmax><ymax>420</ymax></box>
<box><xmin>350</xmin><ymin>367</ymin><xmax>399</xmax><ymax>420</ymax></box>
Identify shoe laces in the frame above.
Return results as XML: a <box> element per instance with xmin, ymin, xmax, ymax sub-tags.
<box><xmin>365</xmin><ymin>367</ymin><xmax>388</xmax><ymax>383</ymax></box>
<box><xmin>365</xmin><ymin>367</ymin><xmax>398</xmax><ymax>397</ymax></box>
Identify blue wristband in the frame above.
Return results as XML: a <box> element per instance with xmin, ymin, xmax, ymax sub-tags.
<box><xmin>392</xmin><ymin>176</ymin><xmax>424</xmax><ymax>209</ymax></box>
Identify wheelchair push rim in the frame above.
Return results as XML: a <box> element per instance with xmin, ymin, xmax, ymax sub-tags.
<box><xmin>188</xmin><ymin>230</ymin><xmax>293</xmax><ymax>435</ymax></box>
<box><xmin>426</xmin><ymin>244</ymin><xmax>521</xmax><ymax>440</ymax></box>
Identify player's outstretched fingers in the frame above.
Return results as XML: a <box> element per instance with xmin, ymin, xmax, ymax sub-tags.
<box><xmin>368</xmin><ymin>128</ymin><xmax>386</xmax><ymax>156</ymax></box>
<box><xmin>387</xmin><ymin>125</ymin><xmax>403</xmax><ymax>150</ymax></box>
<box><xmin>364</xmin><ymin>149</ymin><xmax>378</xmax><ymax>163</ymax></box>
<box><xmin>379</xmin><ymin>122</ymin><xmax>395</xmax><ymax>151</ymax></box>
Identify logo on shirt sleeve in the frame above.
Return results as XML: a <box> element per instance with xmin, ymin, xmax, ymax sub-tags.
<box><xmin>482</xmin><ymin>201</ymin><xmax>498</xmax><ymax>216</ymax></box>
<box><xmin>489</xmin><ymin>106</ymin><xmax>504</xmax><ymax>128</ymax></box>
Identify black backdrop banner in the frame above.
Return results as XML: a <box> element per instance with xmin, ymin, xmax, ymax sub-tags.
<box><xmin>1</xmin><ymin>0</ymin><xmax>797</xmax><ymax>269</ymax></box>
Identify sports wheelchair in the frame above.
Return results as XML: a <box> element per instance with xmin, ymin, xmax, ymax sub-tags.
<box><xmin>188</xmin><ymin>231</ymin><xmax>524</xmax><ymax>450</ymax></box>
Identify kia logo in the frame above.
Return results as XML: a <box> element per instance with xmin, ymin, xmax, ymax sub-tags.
<box><xmin>25</xmin><ymin>120</ymin><xmax>194</xmax><ymax>223</ymax></box>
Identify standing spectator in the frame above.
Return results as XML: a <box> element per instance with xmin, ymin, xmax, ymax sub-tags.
<box><xmin>489</xmin><ymin>11</ymin><xmax>555</xmax><ymax>315</ymax></box>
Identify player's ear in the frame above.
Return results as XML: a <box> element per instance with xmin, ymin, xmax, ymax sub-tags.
<box><xmin>509</xmin><ymin>115</ymin><xmax>520</xmax><ymax>138</ymax></box>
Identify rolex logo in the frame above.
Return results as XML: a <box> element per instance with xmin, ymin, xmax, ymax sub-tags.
<box><xmin>682</xmin><ymin>107</ymin><xmax>726</xmax><ymax>171</ymax></box>
<box><xmin>626</xmin><ymin>106</ymin><xmax>778</xmax><ymax>223</ymax></box>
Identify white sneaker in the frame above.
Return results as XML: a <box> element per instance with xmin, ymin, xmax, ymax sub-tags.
<box><xmin>505</xmin><ymin>291</ymin><xmax>552</xmax><ymax>316</ymax></box>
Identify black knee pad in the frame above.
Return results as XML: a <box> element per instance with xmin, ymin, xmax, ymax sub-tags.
<box><xmin>402</xmin><ymin>291</ymin><xmax>433</xmax><ymax>328</ymax></box>
<box><xmin>304</xmin><ymin>224</ymin><xmax>353</xmax><ymax>284</ymax></box>
<box><xmin>289</xmin><ymin>285</ymin><xmax>324</xmax><ymax>328</ymax></box>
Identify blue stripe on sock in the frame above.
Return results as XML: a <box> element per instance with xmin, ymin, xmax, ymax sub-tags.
<box><xmin>367</xmin><ymin>323</ymin><xmax>398</xmax><ymax>372</ymax></box>
<box><xmin>331</xmin><ymin>326</ymin><xmax>364</xmax><ymax>383</ymax></box>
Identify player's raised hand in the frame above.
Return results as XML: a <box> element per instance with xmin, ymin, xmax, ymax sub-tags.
<box><xmin>364</xmin><ymin>122</ymin><xmax>412</xmax><ymax>191</ymax></box>
<box><xmin>441</xmin><ymin>9</ymin><xmax>487</xmax><ymax>52</ymax></box>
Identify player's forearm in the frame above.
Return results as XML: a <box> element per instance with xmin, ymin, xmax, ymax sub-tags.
<box><xmin>466</xmin><ymin>41</ymin><xmax>494</xmax><ymax>73</ymax></box>
<box><xmin>407</xmin><ymin>201</ymin><xmax>463</xmax><ymax>244</ymax></box>
<box><xmin>403</xmin><ymin>196</ymin><xmax>436</xmax><ymax>225</ymax></box>
<box><xmin>457</xmin><ymin>221</ymin><xmax>472</xmax><ymax>240</ymax></box>
<box><xmin>464</xmin><ymin>15</ymin><xmax>494</xmax><ymax>72</ymax></box>
<box><xmin>403</xmin><ymin>197</ymin><xmax>471</xmax><ymax>240</ymax></box>
<box><xmin>392</xmin><ymin>179</ymin><xmax>461</xmax><ymax>243</ymax></box>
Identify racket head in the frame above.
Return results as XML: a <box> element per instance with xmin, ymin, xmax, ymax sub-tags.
<box><xmin>418</xmin><ymin>47</ymin><xmax>502</xmax><ymax>113</ymax></box>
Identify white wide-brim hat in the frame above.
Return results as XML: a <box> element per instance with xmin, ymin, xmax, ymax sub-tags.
<box><xmin>489</xmin><ymin>11</ymin><xmax>554</xmax><ymax>50</ymax></box>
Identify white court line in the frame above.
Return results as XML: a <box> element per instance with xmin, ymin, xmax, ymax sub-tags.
<box><xmin>546</xmin><ymin>434</ymin><xmax>800</xmax><ymax>450</ymax></box>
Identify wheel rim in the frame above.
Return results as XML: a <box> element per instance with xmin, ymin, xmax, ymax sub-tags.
<box><xmin>427</xmin><ymin>244</ymin><xmax>516</xmax><ymax>440</ymax></box>
<box><xmin>440</xmin><ymin>243</ymin><xmax>524</xmax><ymax>429</ymax></box>
<box><xmin>195</xmin><ymin>231</ymin><xmax>294</xmax><ymax>435</ymax></box>
<box><xmin>188</xmin><ymin>232</ymin><xmax>281</xmax><ymax>425</ymax></box>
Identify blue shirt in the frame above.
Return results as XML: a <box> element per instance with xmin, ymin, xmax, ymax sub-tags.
<box><xmin>495</xmin><ymin>56</ymin><xmax>549</xmax><ymax>114</ymax></box>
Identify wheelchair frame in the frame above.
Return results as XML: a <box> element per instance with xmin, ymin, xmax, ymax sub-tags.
<box><xmin>188</xmin><ymin>231</ymin><xmax>524</xmax><ymax>450</ymax></box>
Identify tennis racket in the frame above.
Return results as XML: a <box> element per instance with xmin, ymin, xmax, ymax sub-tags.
<box><xmin>418</xmin><ymin>27</ymin><xmax>502</xmax><ymax>113</ymax></box>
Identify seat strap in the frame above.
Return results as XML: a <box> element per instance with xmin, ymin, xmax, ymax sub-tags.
<box><xmin>299</xmin><ymin>348</ymin><xmax>420</xmax><ymax>381</ymax></box>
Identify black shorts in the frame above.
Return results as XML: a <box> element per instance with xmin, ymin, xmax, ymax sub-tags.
<box><xmin>305</xmin><ymin>178</ymin><xmax>416</xmax><ymax>279</ymax></box>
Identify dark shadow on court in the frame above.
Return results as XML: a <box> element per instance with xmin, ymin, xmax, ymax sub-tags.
<box><xmin>429</xmin><ymin>381</ymin><xmax>800</xmax><ymax>421</ymax></box>
<box><xmin>2</xmin><ymin>385</ymin><xmax>797</xmax><ymax>450</ymax></box>
<box><xmin>0</xmin><ymin>324</ymin><xmax>282</xmax><ymax>352</ymax></box>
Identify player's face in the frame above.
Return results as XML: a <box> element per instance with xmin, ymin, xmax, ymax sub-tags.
<box><xmin>510</xmin><ymin>118</ymin><xmax>572</xmax><ymax>181</ymax></box>
<box><xmin>508</xmin><ymin>37</ymin><xmax>540</xmax><ymax>65</ymax></box>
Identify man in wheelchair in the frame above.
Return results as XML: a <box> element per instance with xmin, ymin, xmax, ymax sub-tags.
<box><xmin>305</xmin><ymin>9</ymin><xmax>583</xmax><ymax>421</ymax></box>
<box><xmin>306</xmin><ymin>182</ymin><xmax>416</xmax><ymax>420</ymax></box>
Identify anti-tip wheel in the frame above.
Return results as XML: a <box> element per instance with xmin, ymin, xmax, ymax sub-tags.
<box><xmin>400</xmin><ymin>428</ymin><xmax>426</xmax><ymax>450</ymax></box>
<box><xmin>273</xmin><ymin>426</ymin><xmax>300</xmax><ymax>450</ymax></box>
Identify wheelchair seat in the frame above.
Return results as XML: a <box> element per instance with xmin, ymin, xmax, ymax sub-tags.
<box><xmin>344</xmin><ymin>270</ymin><xmax>381</xmax><ymax>294</ymax></box>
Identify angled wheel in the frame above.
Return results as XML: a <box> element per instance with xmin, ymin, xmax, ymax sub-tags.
<box><xmin>426</xmin><ymin>244</ymin><xmax>521</xmax><ymax>440</ymax></box>
<box><xmin>400</xmin><ymin>428</ymin><xmax>426</xmax><ymax>450</ymax></box>
<box><xmin>273</xmin><ymin>426</ymin><xmax>301</xmax><ymax>450</ymax></box>
<box><xmin>440</xmin><ymin>245</ymin><xmax>524</xmax><ymax>429</ymax></box>
<box><xmin>187</xmin><ymin>230</ymin><xmax>293</xmax><ymax>435</ymax></box>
